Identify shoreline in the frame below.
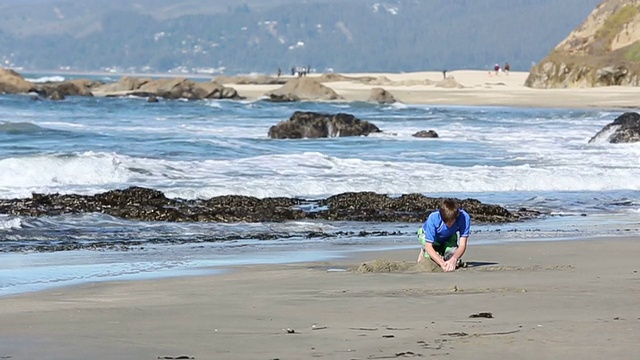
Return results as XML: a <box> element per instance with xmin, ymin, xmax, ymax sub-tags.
<box><xmin>2</xmin><ymin>210</ymin><xmax>639</xmax><ymax>298</ymax></box>
<box><xmin>1</xmin><ymin>236</ymin><xmax>639</xmax><ymax>359</ymax></box>
<box><xmin>15</xmin><ymin>68</ymin><xmax>640</xmax><ymax>110</ymax></box>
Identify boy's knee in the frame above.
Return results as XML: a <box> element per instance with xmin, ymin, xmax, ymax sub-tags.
<box><xmin>417</xmin><ymin>228</ymin><xmax>427</xmax><ymax>246</ymax></box>
<box><xmin>443</xmin><ymin>247</ymin><xmax>458</xmax><ymax>261</ymax></box>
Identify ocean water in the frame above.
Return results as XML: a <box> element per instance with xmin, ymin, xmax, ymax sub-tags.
<box><xmin>1</xmin><ymin>85</ymin><xmax>639</xmax><ymax>296</ymax></box>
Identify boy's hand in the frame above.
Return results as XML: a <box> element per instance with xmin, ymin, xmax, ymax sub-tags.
<box><xmin>443</xmin><ymin>258</ymin><xmax>458</xmax><ymax>272</ymax></box>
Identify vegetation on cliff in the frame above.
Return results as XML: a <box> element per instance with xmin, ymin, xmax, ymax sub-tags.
<box><xmin>526</xmin><ymin>0</ymin><xmax>640</xmax><ymax>88</ymax></box>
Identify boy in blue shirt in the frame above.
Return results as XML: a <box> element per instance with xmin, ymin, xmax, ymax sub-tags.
<box><xmin>417</xmin><ymin>198</ymin><xmax>470</xmax><ymax>272</ymax></box>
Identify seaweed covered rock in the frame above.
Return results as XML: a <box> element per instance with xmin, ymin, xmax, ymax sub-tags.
<box><xmin>314</xmin><ymin>192</ymin><xmax>524</xmax><ymax>223</ymax></box>
<box><xmin>268</xmin><ymin>111</ymin><xmax>381</xmax><ymax>139</ymax></box>
<box><xmin>0</xmin><ymin>187</ymin><xmax>540</xmax><ymax>224</ymax></box>
<box><xmin>589</xmin><ymin>112</ymin><xmax>640</xmax><ymax>143</ymax></box>
<box><xmin>412</xmin><ymin>130</ymin><xmax>439</xmax><ymax>138</ymax></box>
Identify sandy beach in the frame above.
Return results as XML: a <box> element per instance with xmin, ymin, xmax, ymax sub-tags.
<box><xmin>1</xmin><ymin>238</ymin><xmax>639</xmax><ymax>360</ymax></box>
<box><xmin>232</xmin><ymin>70</ymin><xmax>640</xmax><ymax>109</ymax></box>
<box><xmin>26</xmin><ymin>68</ymin><xmax>640</xmax><ymax>109</ymax></box>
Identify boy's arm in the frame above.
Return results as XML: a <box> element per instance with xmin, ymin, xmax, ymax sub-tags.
<box><xmin>424</xmin><ymin>242</ymin><xmax>446</xmax><ymax>268</ymax></box>
<box><xmin>449</xmin><ymin>236</ymin><xmax>468</xmax><ymax>263</ymax></box>
<box><xmin>444</xmin><ymin>211</ymin><xmax>471</xmax><ymax>271</ymax></box>
<box><xmin>443</xmin><ymin>237</ymin><xmax>467</xmax><ymax>272</ymax></box>
<box><xmin>422</xmin><ymin>215</ymin><xmax>446</xmax><ymax>267</ymax></box>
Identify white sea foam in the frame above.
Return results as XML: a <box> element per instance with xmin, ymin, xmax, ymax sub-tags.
<box><xmin>1</xmin><ymin>102</ymin><xmax>638</xmax><ymax>203</ymax></box>
<box><xmin>1</xmin><ymin>148</ymin><xmax>638</xmax><ymax>200</ymax></box>
<box><xmin>38</xmin><ymin>121</ymin><xmax>86</xmax><ymax>129</ymax></box>
<box><xmin>0</xmin><ymin>217</ymin><xmax>22</xmax><ymax>230</ymax></box>
<box><xmin>205</xmin><ymin>101</ymin><xmax>223</xmax><ymax>108</ymax></box>
<box><xmin>385</xmin><ymin>102</ymin><xmax>409</xmax><ymax>110</ymax></box>
<box><xmin>0</xmin><ymin>152</ymin><xmax>130</xmax><ymax>198</ymax></box>
<box><xmin>120</xmin><ymin>152</ymin><xmax>640</xmax><ymax>199</ymax></box>
<box><xmin>24</xmin><ymin>75</ymin><xmax>65</xmax><ymax>83</ymax></box>
<box><xmin>587</xmin><ymin>125</ymin><xmax>619</xmax><ymax>144</ymax></box>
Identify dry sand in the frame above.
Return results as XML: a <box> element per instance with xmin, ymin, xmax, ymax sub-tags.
<box><xmin>1</xmin><ymin>238</ymin><xmax>639</xmax><ymax>360</ymax></box>
<box><xmin>234</xmin><ymin>70</ymin><xmax>640</xmax><ymax>109</ymax></box>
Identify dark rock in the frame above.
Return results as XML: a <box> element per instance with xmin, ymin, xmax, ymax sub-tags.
<box><xmin>0</xmin><ymin>187</ymin><xmax>540</xmax><ymax>225</ymax></box>
<box><xmin>412</xmin><ymin>130</ymin><xmax>439</xmax><ymax>138</ymax></box>
<box><xmin>264</xmin><ymin>93</ymin><xmax>300</xmax><ymax>102</ymax></box>
<box><xmin>589</xmin><ymin>112</ymin><xmax>640</xmax><ymax>143</ymax></box>
<box><xmin>36</xmin><ymin>79</ymin><xmax>97</xmax><ymax>98</ymax></box>
<box><xmin>148</xmin><ymin>95</ymin><xmax>159</xmax><ymax>103</ymax></box>
<box><xmin>313</xmin><ymin>192</ymin><xmax>524</xmax><ymax>223</ymax></box>
<box><xmin>268</xmin><ymin>111</ymin><xmax>381</xmax><ymax>139</ymax></box>
<box><xmin>48</xmin><ymin>91</ymin><xmax>65</xmax><ymax>101</ymax></box>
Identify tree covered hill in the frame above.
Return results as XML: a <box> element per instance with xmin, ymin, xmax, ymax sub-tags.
<box><xmin>0</xmin><ymin>0</ymin><xmax>602</xmax><ymax>75</ymax></box>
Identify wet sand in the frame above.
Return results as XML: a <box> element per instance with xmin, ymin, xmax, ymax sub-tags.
<box><xmin>1</xmin><ymin>237</ymin><xmax>639</xmax><ymax>359</ymax></box>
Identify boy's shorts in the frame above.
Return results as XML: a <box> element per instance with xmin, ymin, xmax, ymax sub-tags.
<box><xmin>417</xmin><ymin>228</ymin><xmax>459</xmax><ymax>260</ymax></box>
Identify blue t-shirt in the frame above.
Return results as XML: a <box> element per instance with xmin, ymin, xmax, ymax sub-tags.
<box><xmin>421</xmin><ymin>209</ymin><xmax>471</xmax><ymax>244</ymax></box>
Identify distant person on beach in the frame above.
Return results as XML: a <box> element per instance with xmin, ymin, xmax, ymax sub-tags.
<box><xmin>277</xmin><ymin>67</ymin><xmax>281</xmax><ymax>78</ymax></box>
<box><xmin>416</xmin><ymin>198</ymin><xmax>470</xmax><ymax>272</ymax></box>
<box><xmin>442</xmin><ymin>69</ymin><xmax>447</xmax><ymax>79</ymax></box>
<box><xmin>504</xmin><ymin>62</ymin><xmax>510</xmax><ymax>75</ymax></box>
<box><xmin>494</xmin><ymin>63</ymin><xmax>501</xmax><ymax>76</ymax></box>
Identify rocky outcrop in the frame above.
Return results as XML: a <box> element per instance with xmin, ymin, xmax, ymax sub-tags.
<box><xmin>0</xmin><ymin>186</ymin><xmax>541</xmax><ymax>224</ymax></box>
<box><xmin>92</xmin><ymin>76</ymin><xmax>152</xmax><ymax>93</ymax></box>
<box><xmin>368</xmin><ymin>87</ymin><xmax>397</xmax><ymax>104</ymax></box>
<box><xmin>526</xmin><ymin>0</ymin><xmax>640</xmax><ymax>88</ymax></box>
<box><xmin>268</xmin><ymin>111</ymin><xmax>381</xmax><ymax>139</ymax></box>
<box><xmin>412</xmin><ymin>130</ymin><xmax>439</xmax><ymax>138</ymax></box>
<box><xmin>0</xmin><ymin>69</ymin><xmax>241</xmax><ymax>101</ymax></box>
<box><xmin>35</xmin><ymin>79</ymin><xmax>97</xmax><ymax>99</ymax></box>
<box><xmin>589</xmin><ymin>112</ymin><xmax>640</xmax><ymax>143</ymax></box>
<box><xmin>265</xmin><ymin>77</ymin><xmax>344</xmax><ymax>101</ymax></box>
<box><xmin>0</xmin><ymin>68</ymin><xmax>36</xmax><ymax>94</ymax></box>
<box><xmin>94</xmin><ymin>77</ymin><xmax>242</xmax><ymax>100</ymax></box>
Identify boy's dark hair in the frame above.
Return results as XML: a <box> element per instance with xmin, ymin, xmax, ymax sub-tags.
<box><xmin>439</xmin><ymin>198</ymin><xmax>459</xmax><ymax>223</ymax></box>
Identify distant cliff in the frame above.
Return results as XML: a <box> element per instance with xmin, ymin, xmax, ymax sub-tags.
<box><xmin>526</xmin><ymin>0</ymin><xmax>640</xmax><ymax>88</ymax></box>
